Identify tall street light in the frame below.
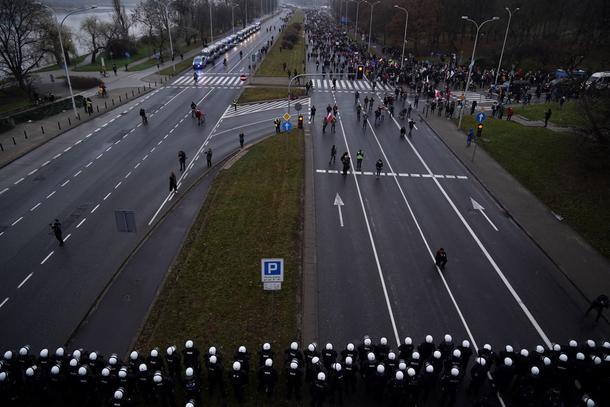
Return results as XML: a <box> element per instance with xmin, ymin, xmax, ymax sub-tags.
<box><xmin>394</xmin><ymin>5</ymin><xmax>408</xmax><ymax>70</ymax></box>
<box><xmin>209</xmin><ymin>0</ymin><xmax>214</xmax><ymax>43</ymax></box>
<box><xmin>163</xmin><ymin>1</ymin><xmax>176</xmax><ymax>73</ymax></box>
<box><xmin>231</xmin><ymin>3</ymin><xmax>240</xmax><ymax>34</ymax></box>
<box><xmin>39</xmin><ymin>4</ymin><xmax>97</xmax><ymax>118</ymax></box>
<box><xmin>495</xmin><ymin>7</ymin><xmax>519</xmax><ymax>86</ymax></box>
<box><xmin>353</xmin><ymin>0</ymin><xmax>364</xmax><ymax>38</ymax></box>
<box><xmin>363</xmin><ymin>0</ymin><xmax>380</xmax><ymax>53</ymax></box>
<box><xmin>458</xmin><ymin>15</ymin><xmax>499</xmax><ymax>128</ymax></box>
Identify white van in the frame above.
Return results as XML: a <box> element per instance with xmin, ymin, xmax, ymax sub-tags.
<box><xmin>585</xmin><ymin>72</ymin><xmax>610</xmax><ymax>89</ymax></box>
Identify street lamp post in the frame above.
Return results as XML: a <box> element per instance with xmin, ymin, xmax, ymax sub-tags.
<box><xmin>209</xmin><ymin>0</ymin><xmax>214</xmax><ymax>43</ymax></box>
<box><xmin>495</xmin><ymin>7</ymin><xmax>519</xmax><ymax>86</ymax></box>
<box><xmin>458</xmin><ymin>15</ymin><xmax>499</xmax><ymax>129</ymax></box>
<box><xmin>394</xmin><ymin>5</ymin><xmax>408</xmax><ymax>70</ymax></box>
<box><xmin>354</xmin><ymin>0</ymin><xmax>363</xmax><ymax>38</ymax></box>
<box><xmin>362</xmin><ymin>1</ymin><xmax>380</xmax><ymax>53</ymax></box>
<box><xmin>39</xmin><ymin>4</ymin><xmax>97</xmax><ymax>118</ymax></box>
<box><xmin>231</xmin><ymin>4</ymin><xmax>240</xmax><ymax>34</ymax></box>
<box><xmin>163</xmin><ymin>2</ymin><xmax>176</xmax><ymax>73</ymax></box>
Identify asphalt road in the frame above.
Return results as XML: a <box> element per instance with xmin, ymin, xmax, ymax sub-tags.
<box><xmin>305</xmin><ymin>34</ymin><xmax>610</xmax><ymax>355</ymax></box>
<box><xmin>0</xmin><ymin>11</ymin><xmax>288</xmax><ymax>350</ymax></box>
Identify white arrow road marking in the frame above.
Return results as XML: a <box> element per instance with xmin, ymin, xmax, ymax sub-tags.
<box><xmin>470</xmin><ymin>197</ymin><xmax>499</xmax><ymax>231</ymax></box>
<box><xmin>333</xmin><ymin>193</ymin><xmax>344</xmax><ymax>227</ymax></box>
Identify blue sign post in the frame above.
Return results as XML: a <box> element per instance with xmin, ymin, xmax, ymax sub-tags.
<box><xmin>261</xmin><ymin>258</ymin><xmax>284</xmax><ymax>290</ymax></box>
<box><xmin>281</xmin><ymin>121</ymin><xmax>293</xmax><ymax>132</ymax></box>
<box><xmin>475</xmin><ymin>112</ymin><xmax>487</xmax><ymax>123</ymax></box>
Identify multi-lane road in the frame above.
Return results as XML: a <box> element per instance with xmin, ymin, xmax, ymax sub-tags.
<box><xmin>0</xmin><ymin>11</ymin><xmax>288</xmax><ymax>350</ymax></box>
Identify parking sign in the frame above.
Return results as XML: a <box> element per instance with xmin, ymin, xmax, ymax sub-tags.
<box><xmin>261</xmin><ymin>258</ymin><xmax>284</xmax><ymax>282</ymax></box>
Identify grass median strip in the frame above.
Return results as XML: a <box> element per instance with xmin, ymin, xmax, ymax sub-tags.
<box><xmin>238</xmin><ymin>86</ymin><xmax>306</xmax><ymax>104</ymax></box>
<box><xmin>257</xmin><ymin>11</ymin><xmax>305</xmax><ymax>77</ymax></box>
<box><xmin>459</xmin><ymin>116</ymin><xmax>610</xmax><ymax>259</ymax></box>
<box><xmin>137</xmin><ymin>131</ymin><xmax>304</xmax><ymax>404</ymax></box>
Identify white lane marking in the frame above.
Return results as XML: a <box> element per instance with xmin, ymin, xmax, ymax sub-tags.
<box><xmin>14</xmin><ymin>177</ymin><xmax>25</xmax><ymax>185</ymax></box>
<box><xmin>63</xmin><ymin>233</ymin><xmax>72</xmax><ymax>242</ymax></box>
<box><xmin>46</xmin><ymin>191</ymin><xmax>56</xmax><ymax>199</ymax></box>
<box><xmin>42</xmin><ymin>160</ymin><xmax>50</xmax><ymax>167</ymax></box>
<box><xmin>457</xmin><ymin>175</ymin><xmax>468</xmax><ymax>179</ymax></box>
<box><xmin>28</xmin><ymin>169</ymin><xmax>38</xmax><ymax>176</ymax></box>
<box><xmin>0</xmin><ymin>297</ymin><xmax>8</xmax><ymax>308</ymax></box>
<box><xmin>445</xmin><ymin>175</ymin><xmax>456</xmax><ymax>179</ymax></box>
<box><xmin>85</xmin><ymin>161</ymin><xmax>93</xmax><ymax>168</ymax></box>
<box><xmin>76</xmin><ymin>218</ymin><xmax>87</xmax><ymax>228</ymax></box>
<box><xmin>114</xmin><ymin>181</ymin><xmax>122</xmax><ymax>189</ymax></box>
<box><xmin>85</xmin><ymin>133</ymin><xmax>92</xmax><ymax>138</ymax></box>
<box><xmin>0</xmin><ymin>187</ymin><xmax>9</xmax><ymax>195</ymax></box>
<box><xmin>333</xmin><ymin>94</ymin><xmax>401</xmax><ymax>346</ymax></box>
<box><xmin>150</xmin><ymin>147</ymin><xmax>156</xmax><ymax>153</ymax></box>
<box><xmin>40</xmin><ymin>251</ymin><xmax>54</xmax><ymax>265</ymax></box>
<box><xmin>74</xmin><ymin>170</ymin><xmax>82</xmax><ymax>177</ymax></box>
<box><xmin>94</xmin><ymin>128</ymin><xmax>101</xmax><ymax>132</ymax></box>
<box><xmin>103</xmin><ymin>192</ymin><xmax>112</xmax><ymax>200</ymax></box>
<box><xmin>53</xmin><ymin>153</ymin><xmax>61</xmax><ymax>159</ymax></box>
<box><xmin>96</xmin><ymin>153</ymin><xmax>103</xmax><ymax>159</ymax></box>
<box><xmin>64</xmin><ymin>146</ymin><xmax>72</xmax><ymax>152</ymax></box>
<box><xmin>114</xmin><ymin>140</ymin><xmax>121</xmax><ymax>145</ymax></box>
<box><xmin>60</xmin><ymin>180</ymin><xmax>70</xmax><ymax>187</ymax></box>
<box><xmin>17</xmin><ymin>272</ymin><xmax>33</xmax><ymax>289</ymax></box>
<box><xmin>125</xmin><ymin>171</ymin><xmax>132</xmax><ymax>178</ymax></box>
<box><xmin>30</xmin><ymin>202</ymin><xmax>41</xmax><ymax>211</ymax></box>
<box><xmin>388</xmin><ymin>100</ymin><xmax>553</xmax><ymax>348</ymax></box>
<box><xmin>106</xmin><ymin>146</ymin><xmax>112</xmax><ymax>152</ymax></box>
<box><xmin>142</xmin><ymin>154</ymin><xmax>149</xmax><ymax>160</ymax></box>
<box><xmin>158</xmin><ymin>140</ymin><xmax>163</xmax><ymax>146</ymax></box>
<box><xmin>91</xmin><ymin>204</ymin><xmax>100</xmax><ymax>213</ymax></box>
<box><xmin>11</xmin><ymin>216</ymin><xmax>23</xmax><ymax>226</ymax></box>
<box><xmin>74</xmin><ymin>139</ymin><xmax>82</xmax><ymax>145</ymax></box>
<box><xmin>316</xmin><ymin>169</ymin><xmax>326</xmax><ymax>173</ymax></box>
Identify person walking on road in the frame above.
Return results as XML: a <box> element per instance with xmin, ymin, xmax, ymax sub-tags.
<box><xmin>585</xmin><ymin>294</ymin><xmax>609</xmax><ymax>324</ymax></box>
<box><xmin>239</xmin><ymin>133</ymin><xmax>245</xmax><ymax>148</ymax></box>
<box><xmin>356</xmin><ymin>150</ymin><xmax>364</xmax><ymax>171</ymax></box>
<box><xmin>178</xmin><ymin>151</ymin><xmax>187</xmax><ymax>171</ymax></box>
<box><xmin>310</xmin><ymin>105</ymin><xmax>316</xmax><ymax>123</ymax></box>
<box><xmin>50</xmin><ymin>219</ymin><xmax>64</xmax><ymax>246</ymax></box>
<box><xmin>329</xmin><ymin>145</ymin><xmax>336</xmax><ymax>165</ymax></box>
<box><xmin>206</xmin><ymin>149</ymin><xmax>213</xmax><ymax>168</ymax></box>
<box><xmin>544</xmin><ymin>109</ymin><xmax>552</xmax><ymax>127</ymax></box>
<box><xmin>341</xmin><ymin>153</ymin><xmax>350</xmax><ymax>176</ymax></box>
<box><xmin>169</xmin><ymin>172</ymin><xmax>178</xmax><ymax>193</ymax></box>
<box><xmin>466</xmin><ymin>128</ymin><xmax>474</xmax><ymax>147</ymax></box>
<box><xmin>112</xmin><ymin>63</ymin><xmax>117</xmax><ymax>76</ymax></box>
<box><xmin>375</xmin><ymin>159</ymin><xmax>383</xmax><ymax>179</ymax></box>
<box><xmin>435</xmin><ymin>248</ymin><xmax>448</xmax><ymax>270</ymax></box>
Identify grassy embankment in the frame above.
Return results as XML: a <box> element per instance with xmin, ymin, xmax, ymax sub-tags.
<box><xmin>137</xmin><ymin>131</ymin><xmax>304</xmax><ymax>405</ymax></box>
<box><xmin>515</xmin><ymin>101</ymin><xmax>587</xmax><ymax>128</ymax></box>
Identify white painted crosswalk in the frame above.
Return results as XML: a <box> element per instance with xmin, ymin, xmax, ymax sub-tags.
<box><xmin>312</xmin><ymin>78</ymin><xmax>396</xmax><ymax>92</ymax></box>
<box><xmin>452</xmin><ymin>91</ymin><xmax>495</xmax><ymax>104</ymax></box>
<box><xmin>169</xmin><ymin>75</ymin><xmax>244</xmax><ymax>88</ymax></box>
<box><xmin>223</xmin><ymin>98</ymin><xmax>311</xmax><ymax>118</ymax></box>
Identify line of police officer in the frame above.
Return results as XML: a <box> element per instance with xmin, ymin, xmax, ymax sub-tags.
<box><xmin>1</xmin><ymin>335</ymin><xmax>609</xmax><ymax>406</ymax></box>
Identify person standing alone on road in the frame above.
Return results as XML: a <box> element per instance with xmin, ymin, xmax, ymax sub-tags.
<box><xmin>178</xmin><ymin>151</ymin><xmax>186</xmax><ymax>171</ymax></box>
<box><xmin>50</xmin><ymin>219</ymin><xmax>64</xmax><ymax>246</ymax></box>
<box><xmin>544</xmin><ymin>109</ymin><xmax>552</xmax><ymax>127</ymax></box>
<box><xmin>435</xmin><ymin>248</ymin><xmax>448</xmax><ymax>270</ymax></box>
<box><xmin>375</xmin><ymin>159</ymin><xmax>383</xmax><ymax>179</ymax></box>
<box><xmin>329</xmin><ymin>145</ymin><xmax>336</xmax><ymax>165</ymax></box>
<box><xmin>356</xmin><ymin>150</ymin><xmax>364</xmax><ymax>171</ymax></box>
<box><xmin>206</xmin><ymin>149</ymin><xmax>213</xmax><ymax>168</ymax></box>
<box><xmin>239</xmin><ymin>133</ymin><xmax>245</xmax><ymax>148</ymax></box>
<box><xmin>585</xmin><ymin>294</ymin><xmax>609</xmax><ymax>324</ymax></box>
<box><xmin>169</xmin><ymin>172</ymin><xmax>178</xmax><ymax>193</ymax></box>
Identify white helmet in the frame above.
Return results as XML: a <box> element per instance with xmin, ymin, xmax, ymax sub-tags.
<box><xmin>308</xmin><ymin>344</ymin><xmax>316</xmax><ymax>352</ymax></box>
<box><xmin>398</xmin><ymin>362</ymin><xmax>407</xmax><ymax>371</ymax></box>
<box><xmin>150</xmin><ymin>349</ymin><xmax>159</xmax><ymax>358</ymax></box>
<box><xmin>51</xmin><ymin>365</ymin><xmax>60</xmax><ymax>375</ymax></box>
<box><xmin>89</xmin><ymin>352</ymin><xmax>98</xmax><ymax>361</ymax></box>
<box><xmin>505</xmin><ymin>345</ymin><xmax>514</xmax><ymax>353</ymax></box>
<box><xmin>209</xmin><ymin>355</ymin><xmax>217</xmax><ymax>364</ymax></box>
<box><xmin>587</xmin><ymin>339</ymin><xmax>596</xmax><ymax>348</ymax></box>
<box><xmin>576</xmin><ymin>352</ymin><xmax>585</xmax><ymax>361</ymax></box>
<box><xmin>233</xmin><ymin>361</ymin><xmax>241</xmax><ymax>371</ymax></box>
<box><xmin>367</xmin><ymin>352</ymin><xmax>375</xmax><ymax>362</ymax></box>
<box><xmin>553</xmin><ymin>344</ymin><xmax>561</xmax><ymax>352</ymax></box>
<box><xmin>69</xmin><ymin>358</ymin><xmax>78</xmax><ymax>367</ymax></box>
<box><xmin>166</xmin><ymin>346</ymin><xmax>175</xmax><ymax>356</ymax></box>
<box><xmin>476</xmin><ymin>357</ymin><xmax>486</xmax><ymax>366</ymax></box>
<box><xmin>531</xmin><ymin>366</ymin><xmax>540</xmax><ymax>376</ymax></box>
<box><xmin>543</xmin><ymin>357</ymin><xmax>551</xmax><ymax>366</ymax></box>
<box><xmin>185</xmin><ymin>340</ymin><xmax>193</xmax><ymax>349</ymax></box>
<box><xmin>364</xmin><ymin>337</ymin><xmax>372</xmax><ymax>346</ymax></box>
<box><xmin>312</xmin><ymin>356</ymin><xmax>320</xmax><ymax>364</ymax></box>
<box><xmin>433</xmin><ymin>351</ymin><xmax>441</xmax><ymax>359</ymax></box>
<box><xmin>345</xmin><ymin>356</ymin><xmax>353</xmax><ymax>365</ymax></box>
<box><xmin>593</xmin><ymin>356</ymin><xmax>601</xmax><ymax>365</ymax></box>
<box><xmin>290</xmin><ymin>362</ymin><xmax>298</xmax><ymax>369</ymax></box>
<box><xmin>483</xmin><ymin>344</ymin><xmax>492</xmax><ymax>351</ymax></box>
<box><xmin>78</xmin><ymin>367</ymin><xmax>87</xmax><ymax>376</ymax></box>
<box><xmin>114</xmin><ymin>389</ymin><xmax>124</xmax><ymax>400</ymax></box>
<box><xmin>153</xmin><ymin>374</ymin><xmax>162</xmax><ymax>383</ymax></box>
<box><xmin>451</xmin><ymin>367</ymin><xmax>459</xmax><ymax>376</ymax></box>
<box><xmin>376</xmin><ymin>364</ymin><xmax>385</xmax><ymax>374</ymax></box>
<box><xmin>109</xmin><ymin>354</ymin><xmax>118</xmax><ymax>365</ymax></box>
<box><xmin>504</xmin><ymin>357</ymin><xmax>513</xmax><ymax>366</ymax></box>
<box><xmin>520</xmin><ymin>349</ymin><xmax>529</xmax><ymax>357</ymax></box>
<box><xmin>425</xmin><ymin>335</ymin><xmax>433</xmax><ymax>343</ymax></box>
<box><xmin>559</xmin><ymin>354</ymin><xmax>568</xmax><ymax>362</ymax></box>
<box><xmin>40</xmin><ymin>349</ymin><xmax>49</xmax><ymax>358</ymax></box>
<box><xmin>535</xmin><ymin>345</ymin><xmax>544</xmax><ymax>354</ymax></box>
<box><xmin>3</xmin><ymin>350</ymin><xmax>12</xmax><ymax>360</ymax></box>
<box><xmin>185</xmin><ymin>367</ymin><xmax>194</xmax><ymax>377</ymax></box>
<box><xmin>583</xmin><ymin>397</ymin><xmax>596</xmax><ymax>407</ymax></box>
<box><xmin>602</xmin><ymin>341</ymin><xmax>610</xmax><ymax>350</ymax></box>
<box><xmin>26</xmin><ymin>367</ymin><xmax>35</xmax><ymax>377</ymax></box>
<box><xmin>19</xmin><ymin>346</ymin><xmax>30</xmax><ymax>356</ymax></box>
<box><xmin>444</xmin><ymin>334</ymin><xmax>452</xmax><ymax>343</ymax></box>
<box><xmin>55</xmin><ymin>347</ymin><xmax>65</xmax><ymax>357</ymax></box>
<box><xmin>186</xmin><ymin>403</ymin><xmax>195</xmax><ymax>407</ymax></box>
<box><xmin>72</xmin><ymin>349</ymin><xmax>81</xmax><ymax>359</ymax></box>
<box><xmin>396</xmin><ymin>371</ymin><xmax>404</xmax><ymax>380</ymax></box>
<box><xmin>238</xmin><ymin>346</ymin><xmax>246</xmax><ymax>353</ymax></box>
<box><xmin>118</xmin><ymin>368</ymin><xmax>127</xmax><ymax>378</ymax></box>
<box><xmin>452</xmin><ymin>349</ymin><xmax>461</xmax><ymax>358</ymax></box>
<box><xmin>101</xmin><ymin>368</ymin><xmax>110</xmax><ymax>376</ymax></box>
<box><xmin>325</xmin><ymin>343</ymin><xmax>333</xmax><ymax>350</ymax></box>
<box><xmin>388</xmin><ymin>352</ymin><xmax>396</xmax><ymax>360</ymax></box>
<box><xmin>407</xmin><ymin>367</ymin><xmax>415</xmax><ymax>377</ymax></box>
<box><xmin>263</xmin><ymin>343</ymin><xmax>271</xmax><ymax>351</ymax></box>
<box><xmin>209</xmin><ymin>346</ymin><xmax>217</xmax><ymax>355</ymax></box>
<box><xmin>334</xmin><ymin>363</ymin><xmax>342</xmax><ymax>372</ymax></box>
<box><xmin>425</xmin><ymin>364</ymin><xmax>434</xmax><ymax>373</ymax></box>
<box><xmin>0</xmin><ymin>372</ymin><xmax>6</xmax><ymax>381</ymax></box>
<box><xmin>129</xmin><ymin>351</ymin><xmax>138</xmax><ymax>360</ymax></box>
<box><xmin>290</xmin><ymin>342</ymin><xmax>298</xmax><ymax>351</ymax></box>
<box><xmin>380</xmin><ymin>337</ymin><xmax>388</xmax><ymax>346</ymax></box>
<box><xmin>265</xmin><ymin>358</ymin><xmax>273</xmax><ymax>367</ymax></box>
<box><xmin>347</xmin><ymin>343</ymin><xmax>354</xmax><ymax>351</ymax></box>
<box><xmin>462</xmin><ymin>340</ymin><xmax>470</xmax><ymax>348</ymax></box>
<box><xmin>317</xmin><ymin>372</ymin><xmax>326</xmax><ymax>381</ymax></box>
<box><xmin>412</xmin><ymin>352</ymin><xmax>420</xmax><ymax>360</ymax></box>
<box><xmin>404</xmin><ymin>337</ymin><xmax>412</xmax><ymax>345</ymax></box>
<box><xmin>569</xmin><ymin>340</ymin><xmax>577</xmax><ymax>348</ymax></box>
<box><xmin>139</xmin><ymin>363</ymin><xmax>147</xmax><ymax>372</ymax></box>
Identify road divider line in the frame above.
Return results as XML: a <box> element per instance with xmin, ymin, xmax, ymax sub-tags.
<box><xmin>28</xmin><ymin>169</ymin><xmax>38</xmax><ymax>176</ymax></box>
<box><xmin>0</xmin><ymin>188</ymin><xmax>9</xmax><ymax>195</ymax></box>
<box><xmin>17</xmin><ymin>272</ymin><xmax>33</xmax><ymax>289</ymax></box>
<box><xmin>64</xmin><ymin>233</ymin><xmax>72</xmax><ymax>242</ymax></box>
<box><xmin>103</xmin><ymin>192</ymin><xmax>112</xmax><ymax>201</ymax></box>
<box><xmin>91</xmin><ymin>204</ymin><xmax>100</xmax><ymax>213</ymax></box>
<box><xmin>30</xmin><ymin>202</ymin><xmax>41</xmax><ymax>211</ymax></box>
<box><xmin>46</xmin><ymin>191</ymin><xmax>56</xmax><ymax>199</ymax></box>
<box><xmin>74</xmin><ymin>170</ymin><xmax>82</xmax><ymax>177</ymax></box>
<box><xmin>40</xmin><ymin>251</ymin><xmax>54</xmax><ymax>265</ymax></box>
<box><xmin>76</xmin><ymin>218</ymin><xmax>87</xmax><ymax>228</ymax></box>
<box><xmin>11</xmin><ymin>216</ymin><xmax>23</xmax><ymax>226</ymax></box>
<box><xmin>0</xmin><ymin>297</ymin><xmax>8</xmax><ymax>309</ymax></box>
<box><xmin>61</xmin><ymin>180</ymin><xmax>70</xmax><ymax>187</ymax></box>
<box><xmin>14</xmin><ymin>177</ymin><xmax>24</xmax><ymax>185</ymax></box>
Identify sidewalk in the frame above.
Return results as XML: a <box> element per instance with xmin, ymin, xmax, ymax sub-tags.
<box><xmin>418</xmin><ymin>110</ymin><xmax>610</xmax><ymax>311</ymax></box>
<box><xmin>0</xmin><ymin>83</ymin><xmax>162</xmax><ymax>168</ymax></box>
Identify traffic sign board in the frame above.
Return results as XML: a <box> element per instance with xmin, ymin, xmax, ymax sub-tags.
<box><xmin>263</xmin><ymin>282</ymin><xmax>282</xmax><ymax>290</ymax></box>
<box><xmin>475</xmin><ymin>112</ymin><xmax>487</xmax><ymax>123</ymax></box>
<box><xmin>281</xmin><ymin>121</ymin><xmax>293</xmax><ymax>132</ymax></box>
<box><xmin>294</xmin><ymin>102</ymin><xmax>302</xmax><ymax>112</ymax></box>
<box><xmin>261</xmin><ymin>258</ymin><xmax>284</xmax><ymax>282</ymax></box>
<box><xmin>283</xmin><ymin>113</ymin><xmax>291</xmax><ymax>121</ymax></box>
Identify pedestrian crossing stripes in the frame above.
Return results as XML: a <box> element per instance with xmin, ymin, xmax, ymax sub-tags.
<box><xmin>312</xmin><ymin>79</ymin><xmax>396</xmax><ymax>92</ymax></box>
<box><xmin>170</xmin><ymin>75</ymin><xmax>244</xmax><ymax>87</ymax></box>
<box><xmin>452</xmin><ymin>91</ymin><xmax>495</xmax><ymax>104</ymax></box>
<box><xmin>316</xmin><ymin>169</ymin><xmax>468</xmax><ymax>179</ymax></box>
<box><xmin>223</xmin><ymin>98</ymin><xmax>311</xmax><ymax>118</ymax></box>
